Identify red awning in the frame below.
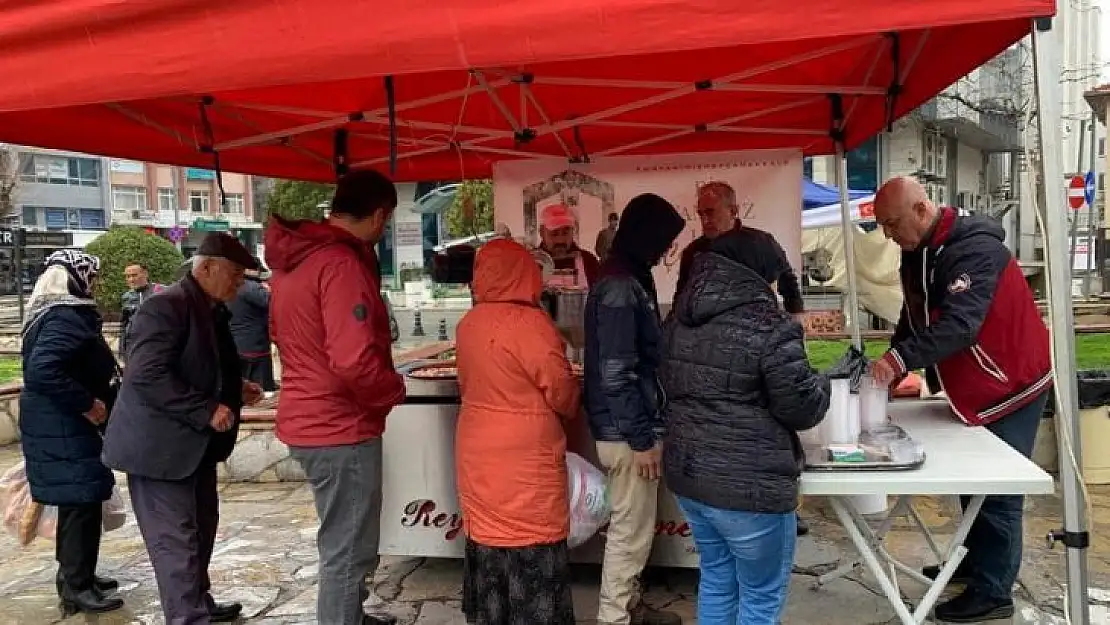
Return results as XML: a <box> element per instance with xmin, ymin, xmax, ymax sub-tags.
<box><xmin>0</xmin><ymin>0</ymin><xmax>1054</xmax><ymax>182</ymax></box>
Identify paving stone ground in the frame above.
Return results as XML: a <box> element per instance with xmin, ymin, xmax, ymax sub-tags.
<box><xmin>2</xmin><ymin>444</ymin><xmax>1109</xmax><ymax>624</ymax></box>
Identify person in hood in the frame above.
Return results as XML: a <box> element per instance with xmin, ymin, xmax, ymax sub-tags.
<box><xmin>584</xmin><ymin>193</ymin><xmax>685</xmax><ymax>625</ymax></box>
<box><xmin>660</xmin><ymin>230</ymin><xmax>830</xmax><ymax>625</ymax></box>
<box><xmin>869</xmin><ymin>176</ymin><xmax>1052</xmax><ymax>623</ymax></box>
<box><xmin>19</xmin><ymin>250</ymin><xmax>123</xmax><ymax>616</ymax></box>
<box><xmin>227</xmin><ymin>262</ymin><xmax>276</xmax><ymax>391</ymax></box>
<box><xmin>455</xmin><ymin>238</ymin><xmax>581</xmax><ymax>625</ymax></box>
<box><xmin>264</xmin><ymin>169</ymin><xmax>404</xmax><ymax>625</ymax></box>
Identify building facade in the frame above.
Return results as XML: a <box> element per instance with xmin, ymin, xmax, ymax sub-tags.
<box><xmin>108</xmin><ymin>159</ymin><xmax>262</xmax><ymax>255</ymax></box>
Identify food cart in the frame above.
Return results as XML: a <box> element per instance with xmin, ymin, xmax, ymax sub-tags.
<box><xmin>0</xmin><ymin>1</ymin><xmax>1088</xmax><ymax>622</ymax></box>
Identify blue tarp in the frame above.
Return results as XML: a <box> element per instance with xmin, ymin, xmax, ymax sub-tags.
<box><xmin>802</xmin><ymin>178</ymin><xmax>872</xmax><ymax>210</ymax></box>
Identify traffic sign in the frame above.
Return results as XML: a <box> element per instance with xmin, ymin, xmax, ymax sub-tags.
<box><xmin>1068</xmin><ymin>175</ymin><xmax>1086</xmax><ymax>210</ymax></box>
<box><xmin>1085</xmin><ymin>171</ymin><xmax>1097</xmax><ymax>206</ymax></box>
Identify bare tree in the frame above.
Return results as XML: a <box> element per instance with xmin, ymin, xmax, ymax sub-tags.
<box><xmin>0</xmin><ymin>147</ymin><xmax>15</xmax><ymax>220</ymax></box>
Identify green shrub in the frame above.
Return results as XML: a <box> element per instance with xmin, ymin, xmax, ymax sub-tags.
<box><xmin>85</xmin><ymin>227</ymin><xmax>184</xmax><ymax>312</ymax></box>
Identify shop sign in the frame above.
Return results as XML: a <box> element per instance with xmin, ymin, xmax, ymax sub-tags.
<box><xmin>394</xmin><ymin>222</ymin><xmax>423</xmax><ymax>247</ymax></box>
<box><xmin>191</xmin><ymin>217</ymin><xmax>230</xmax><ymax>232</ymax></box>
<box><xmin>400</xmin><ymin>498</ymin><xmax>693</xmax><ymax>542</ymax></box>
<box><xmin>185</xmin><ymin>167</ymin><xmax>216</xmax><ymax>181</ymax></box>
<box><xmin>0</xmin><ymin>228</ymin><xmax>72</xmax><ymax>248</ymax></box>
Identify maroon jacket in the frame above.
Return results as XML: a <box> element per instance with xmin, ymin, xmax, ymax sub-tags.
<box><xmin>882</xmin><ymin>208</ymin><xmax>1052</xmax><ymax>426</ymax></box>
<box><xmin>264</xmin><ymin>217</ymin><xmax>405</xmax><ymax>447</ymax></box>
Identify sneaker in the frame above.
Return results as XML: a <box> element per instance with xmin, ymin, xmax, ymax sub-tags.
<box><xmin>922</xmin><ymin>562</ymin><xmax>973</xmax><ymax>586</ymax></box>
<box><xmin>796</xmin><ymin>513</ymin><xmax>810</xmax><ymax>537</ymax></box>
<box><xmin>362</xmin><ymin>614</ymin><xmax>398</xmax><ymax>625</ymax></box>
<box><xmin>933</xmin><ymin>588</ymin><xmax>1014</xmax><ymax>623</ymax></box>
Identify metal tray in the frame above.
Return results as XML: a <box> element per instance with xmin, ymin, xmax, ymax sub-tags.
<box><xmin>804</xmin><ymin>451</ymin><xmax>926</xmax><ymax>472</ymax></box>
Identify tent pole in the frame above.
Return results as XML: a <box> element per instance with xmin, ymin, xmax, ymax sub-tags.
<box><xmin>1031</xmin><ymin>15</ymin><xmax>1090</xmax><ymax>625</ymax></box>
<box><xmin>835</xmin><ymin>144</ymin><xmax>863</xmax><ymax>349</ymax></box>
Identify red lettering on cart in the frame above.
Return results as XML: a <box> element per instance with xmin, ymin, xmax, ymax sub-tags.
<box><xmin>401</xmin><ymin>499</ymin><xmax>463</xmax><ymax>541</ymax></box>
<box><xmin>654</xmin><ymin>520</ymin><xmax>692</xmax><ymax>538</ymax></box>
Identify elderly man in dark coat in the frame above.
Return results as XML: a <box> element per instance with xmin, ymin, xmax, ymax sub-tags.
<box><xmin>102</xmin><ymin>233</ymin><xmax>263</xmax><ymax>625</ymax></box>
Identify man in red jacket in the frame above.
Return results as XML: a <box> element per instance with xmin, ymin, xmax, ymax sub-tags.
<box><xmin>870</xmin><ymin>176</ymin><xmax>1052</xmax><ymax>623</ymax></box>
<box><xmin>264</xmin><ymin>170</ymin><xmax>405</xmax><ymax>625</ymax></box>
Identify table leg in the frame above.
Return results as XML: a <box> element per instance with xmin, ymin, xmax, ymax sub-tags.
<box><xmin>817</xmin><ymin>495</ymin><xmax>912</xmax><ymax>586</ymax></box>
<box><xmin>829</xmin><ymin>497</ymin><xmax>918</xmax><ymax>625</ymax></box>
<box><xmin>910</xmin><ymin>495</ymin><xmax>984</xmax><ymax>624</ymax></box>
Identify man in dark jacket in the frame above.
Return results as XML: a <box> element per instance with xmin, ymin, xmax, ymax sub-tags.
<box><xmin>265</xmin><ymin>170</ymin><xmax>404</xmax><ymax>625</ymax></box>
<box><xmin>102</xmin><ymin>233</ymin><xmax>263</xmax><ymax>625</ymax></box>
<box><xmin>228</xmin><ymin>264</ymin><xmax>276</xmax><ymax>391</ymax></box>
<box><xmin>584</xmin><ymin>193</ymin><xmax>685</xmax><ymax>625</ymax></box>
<box><xmin>119</xmin><ymin>262</ymin><xmax>163</xmax><ymax>360</ymax></box>
<box><xmin>870</xmin><ymin>176</ymin><xmax>1052</xmax><ymax>623</ymax></box>
<box><xmin>675</xmin><ymin>181</ymin><xmax>803</xmax><ymax>314</ymax></box>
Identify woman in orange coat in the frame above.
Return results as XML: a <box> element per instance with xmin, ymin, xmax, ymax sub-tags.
<box><xmin>455</xmin><ymin>238</ymin><xmax>581</xmax><ymax>625</ymax></box>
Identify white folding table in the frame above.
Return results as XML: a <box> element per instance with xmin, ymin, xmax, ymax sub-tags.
<box><xmin>800</xmin><ymin>399</ymin><xmax>1055</xmax><ymax>625</ymax></box>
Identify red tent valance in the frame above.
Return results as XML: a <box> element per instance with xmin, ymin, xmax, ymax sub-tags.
<box><xmin>0</xmin><ymin>0</ymin><xmax>1054</xmax><ymax>182</ymax></box>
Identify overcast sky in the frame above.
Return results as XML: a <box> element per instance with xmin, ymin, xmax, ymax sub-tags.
<box><xmin>1102</xmin><ymin>0</ymin><xmax>1109</xmax><ymax>80</ymax></box>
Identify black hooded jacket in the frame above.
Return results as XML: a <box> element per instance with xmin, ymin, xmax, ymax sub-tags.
<box><xmin>584</xmin><ymin>194</ymin><xmax>685</xmax><ymax>451</ymax></box>
<box><xmin>660</xmin><ymin>248</ymin><xmax>830</xmax><ymax>513</ymax></box>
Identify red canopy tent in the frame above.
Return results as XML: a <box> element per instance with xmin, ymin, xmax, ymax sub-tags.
<box><xmin>2</xmin><ymin>2</ymin><xmax>1094</xmax><ymax>624</ymax></box>
<box><xmin>0</xmin><ymin>0</ymin><xmax>1051</xmax><ymax>182</ymax></box>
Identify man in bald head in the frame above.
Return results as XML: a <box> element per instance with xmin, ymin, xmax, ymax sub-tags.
<box><xmin>870</xmin><ymin>176</ymin><xmax>1051</xmax><ymax>622</ymax></box>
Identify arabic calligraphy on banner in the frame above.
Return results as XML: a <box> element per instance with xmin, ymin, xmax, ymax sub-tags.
<box><xmin>493</xmin><ymin>150</ymin><xmax>803</xmax><ymax>303</ymax></box>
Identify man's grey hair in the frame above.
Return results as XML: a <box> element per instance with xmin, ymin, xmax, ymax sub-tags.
<box><xmin>699</xmin><ymin>181</ymin><xmax>738</xmax><ymax>208</ymax></box>
<box><xmin>191</xmin><ymin>254</ymin><xmax>212</xmax><ymax>270</ymax></box>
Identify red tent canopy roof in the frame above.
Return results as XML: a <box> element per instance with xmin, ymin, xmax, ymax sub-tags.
<box><xmin>0</xmin><ymin>0</ymin><xmax>1053</xmax><ymax>182</ymax></box>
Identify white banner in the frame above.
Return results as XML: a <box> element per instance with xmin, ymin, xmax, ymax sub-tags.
<box><xmin>492</xmin><ymin>149</ymin><xmax>803</xmax><ymax>303</ymax></box>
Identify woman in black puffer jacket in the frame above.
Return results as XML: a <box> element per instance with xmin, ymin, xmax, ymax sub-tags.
<box><xmin>660</xmin><ymin>231</ymin><xmax>830</xmax><ymax>625</ymax></box>
<box><xmin>20</xmin><ymin>250</ymin><xmax>123</xmax><ymax>617</ymax></box>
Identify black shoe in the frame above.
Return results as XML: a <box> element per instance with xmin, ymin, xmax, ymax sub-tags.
<box><xmin>363</xmin><ymin>614</ymin><xmax>398</xmax><ymax>625</ymax></box>
<box><xmin>59</xmin><ymin>588</ymin><xmax>124</xmax><ymax>617</ymax></box>
<box><xmin>933</xmin><ymin>588</ymin><xmax>1014</xmax><ymax>623</ymax></box>
<box><xmin>56</xmin><ymin>572</ymin><xmax>119</xmax><ymax>596</ymax></box>
<box><xmin>923</xmin><ymin>563</ymin><xmax>973</xmax><ymax>586</ymax></box>
<box><xmin>94</xmin><ymin>575</ymin><xmax>119</xmax><ymax>594</ymax></box>
<box><xmin>796</xmin><ymin>514</ymin><xmax>810</xmax><ymax>536</ymax></box>
<box><xmin>210</xmin><ymin>601</ymin><xmax>244</xmax><ymax>622</ymax></box>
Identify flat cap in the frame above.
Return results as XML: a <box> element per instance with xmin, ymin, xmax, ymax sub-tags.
<box><xmin>197</xmin><ymin>232</ymin><xmax>260</xmax><ymax>270</ymax></box>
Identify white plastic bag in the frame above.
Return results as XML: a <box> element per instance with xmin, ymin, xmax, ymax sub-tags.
<box><xmin>0</xmin><ymin>461</ymin><xmax>52</xmax><ymax>545</ymax></box>
<box><xmin>1</xmin><ymin>462</ymin><xmax>126</xmax><ymax>544</ymax></box>
<box><xmin>102</xmin><ymin>487</ymin><xmax>127</xmax><ymax>533</ymax></box>
<box><xmin>566</xmin><ymin>452</ymin><xmax>610</xmax><ymax>548</ymax></box>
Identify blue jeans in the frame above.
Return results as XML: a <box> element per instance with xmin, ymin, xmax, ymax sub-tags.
<box><xmin>961</xmin><ymin>390</ymin><xmax>1049</xmax><ymax>601</ymax></box>
<box><xmin>676</xmin><ymin>496</ymin><xmax>795</xmax><ymax>625</ymax></box>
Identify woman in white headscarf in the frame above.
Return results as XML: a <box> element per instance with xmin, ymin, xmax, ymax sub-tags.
<box><xmin>19</xmin><ymin>250</ymin><xmax>123</xmax><ymax>616</ymax></box>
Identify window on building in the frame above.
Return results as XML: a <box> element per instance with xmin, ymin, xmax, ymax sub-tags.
<box><xmin>112</xmin><ymin>185</ymin><xmax>148</xmax><ymax>212</ymax></box>
<box><xmin>222</xmin><ymin>193</ymin><xmax>245</xmax><ymax>214</ymax></box>
<box><xmin>158</xmin><ymin>188</ymin><xmax>177</xmax><ymax>212</ymax></box>
<box><xmin>802</xmin><ymin>157</ymin><xmax>814</xmax><ymax>180</ymax></box>
<box><xmin>1100</xmin><ymin>138</ymin><xmax>1106</xmax><ymax>158</ymax></box>
<box><xmin>69</xmin><ymin>159</ymin><xmax>100</xmax><ymax>186</ymax></box>
<box><xmin>189</xmin><ymin>190</ymin><xmax>210</xmax><ymax>213</ymax></box>
<box><xmin>1100</xmin><ymin>173</ymin><xmax>1105</xmax><ymax>192</ymax></box>
<box><xmin>79</xmin><ymin>209</ymin><xmax>106</xmax><ymax>230</ymax></box>
<box><xmin>845</xmin><ymin>137</ymin><xmax>879</xmax><ymax>191</ymax></box>
<box><xmin>923</xmin><ymin>131</ymin><xmax>947</xmax><ymax>178</ymax></box>
<box><xmin>421</xmin><ymin>213</ymin><xmax>441</xmax><ymax>270</ymax></box>
<box><xmin>21</xmin><ymin>206</ymin><xmax>37</xmax><ymax>227</ymax></box>
<box><xmin>20</xmin><ymin>155</ymin><xmax>98</xmax><ymax>186</ymax></box>
<box><xmin>18</xmin><ymin>154</ymin><xmax>101</xmax><ymax>186</ymax></box>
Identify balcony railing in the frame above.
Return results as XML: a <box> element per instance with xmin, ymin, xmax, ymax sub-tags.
<box><xmin>917</xmin><ymin>95</ymin><xmax>1023</xmax><ymax>152</ymax></box>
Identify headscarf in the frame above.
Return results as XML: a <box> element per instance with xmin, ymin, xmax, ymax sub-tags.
<box><xmin>22</xmin><ymin>249</ymin><xmax>101</xmax><ymax>336</ymax></box>
<box><xmin>44</xmin><ymin>249</ymin><xmax>101</xmax><ymax>298</ymax></box>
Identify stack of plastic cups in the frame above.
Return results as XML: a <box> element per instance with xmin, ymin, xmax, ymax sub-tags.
<box><xmin>852</xmin><ymin>373</ymin><xmax>890</xmax><ymax>517</ymax></box>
